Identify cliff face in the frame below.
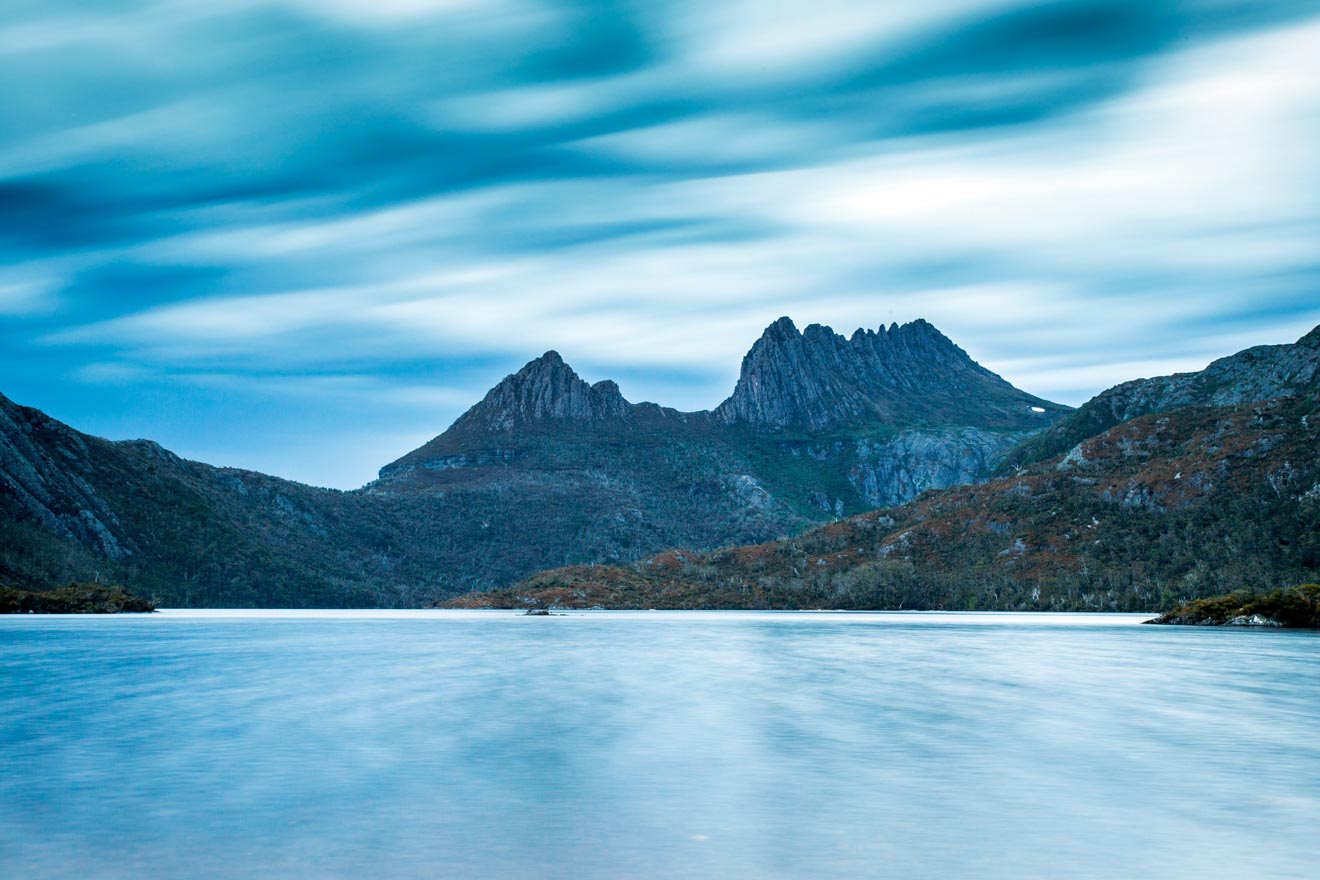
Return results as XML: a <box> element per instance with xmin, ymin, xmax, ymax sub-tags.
<box><xmin>847</xmin><ymin>427</ymin><xmax>1034</xmax><ymax>508</ymax></box>
<box><xmin>713</xmin><ymin>318</ymin><xmax>1066</xmax><ymax>430</ymax></box>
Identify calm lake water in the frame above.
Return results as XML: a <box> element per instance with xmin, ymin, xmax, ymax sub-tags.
<box><xmin>2</xmin><ymin>610</ymin><xmax>1317</xmax><ymax>879</ymax></box>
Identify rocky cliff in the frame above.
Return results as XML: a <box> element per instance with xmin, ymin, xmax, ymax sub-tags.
<box><xmin>714</xmin><ymin>317</ymin><xmax>1066</xmax><ymax>430</ymax></box>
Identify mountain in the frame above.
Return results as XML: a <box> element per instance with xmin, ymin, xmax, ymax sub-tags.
<box><xmin>2</xmin><ymin>317</ymin><xmax>1064</xmax><ymax>606</ymax></box>
<box><xmin>1000</xmin><ymin>324</ymin><xmax>1320</xmax><ymax>472</ymax></box>
<box><xmin>714</xmin><ymin>317</ymin><xmax>1064</xmax><ymax>430</ymax></box>
<box><xmin>444</xmin><ymin>325</ymin><xmax>1320</xmax><ymax>612</ymax></box>
<box><xmin>0</xmin><ymin>390</ymin><xmax>429</xmax><ymax>605</ymax></box>
<box><xmin>378</xmin><ymin>318</ymin><xmax>1066</xmax><ymax>511</ymax></box>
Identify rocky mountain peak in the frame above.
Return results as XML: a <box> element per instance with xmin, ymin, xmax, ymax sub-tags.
<box><xmin>715</xmin><ymin>317</ymin><xmax>1064</xmax><ymax>431</ymax></box>
<box><xmin>764</xmin><ymin>315</ymin><xmax>799</xmax><ymax>339</ymax></box>
<box><xmin>444</xmin><ymin>352</ymin><xmax>633</xmax><ymax>435</ymax></box>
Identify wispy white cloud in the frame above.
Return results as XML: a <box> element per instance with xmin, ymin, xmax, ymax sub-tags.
<box><xmin>4</xmin><ymin>0</ymin><xmax>1319</xmax><ymax>487</ymax></box>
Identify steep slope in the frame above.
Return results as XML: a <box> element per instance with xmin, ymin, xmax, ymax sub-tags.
<box><xmin>714</xmin><ymin>317</ymin><xmax>1066</xmax><ymax>430</ymax></box>
<box><xmin>0</xmin><ymin>391</ymin><xmax>429</xmax><ymax>605</ymax></box>
<box><xmin>448</xmin><ymin>324</ymin><xmax>1320</xmax><ymax>611</ymax></box>
<box><xmin>1001</xmin><ymin>324</ymin><xmax>1320</xmax><ymax>472</ymax></box>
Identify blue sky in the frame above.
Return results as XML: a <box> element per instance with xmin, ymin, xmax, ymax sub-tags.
<box><xmin>3</xmin><ymin>0</ymin><xmax>1319</xmax><ymax>489</ymax></box>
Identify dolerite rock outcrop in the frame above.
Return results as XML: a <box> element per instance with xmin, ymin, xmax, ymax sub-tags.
<box><xmin>454</xmin><ymin>351</ymin><xmax>631</xmax><ymax>430</ymax></box>
<box><xmin>379</xmin><ymin>318</ymin><xmax>1069</xmax><ymax>514</ymax></box>
<box><xmin>714</xmin><ymin>317</ymin><xmax>1066</xmax><ymax>430</ymax></box>
<box><xmin>701</xmin><ymin>317</ymin><xmax>1068</xmax><ymax>509</ymax></box>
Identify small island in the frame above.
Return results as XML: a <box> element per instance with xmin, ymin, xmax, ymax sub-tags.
<box><xmin>1145</xmin><ymin>584</ymin><xmax>1320</xmax><ymax>628</ymax></box>
<box><xmin>0</xmin><ymin>583</ymin><xmax>156</xmax><ymax>614</ymax></box>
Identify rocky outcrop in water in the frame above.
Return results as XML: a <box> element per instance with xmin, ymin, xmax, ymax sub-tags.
<box><xmin>1145</xmin><ymin>585</ymin><xmax>1320</xmax><ymax>627</ymax></box>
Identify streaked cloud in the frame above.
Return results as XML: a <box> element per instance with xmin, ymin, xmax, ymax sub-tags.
<box><xmin>2</xmin><ymin>0</ymin><xmax>1319</xmax><ymax>488</ymax></box>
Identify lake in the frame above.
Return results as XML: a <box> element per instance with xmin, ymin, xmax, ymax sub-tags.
<box><xmin>2</xmin><ymin>610</ymin><xmax>1317</xmax><ymax>879</ymax></box>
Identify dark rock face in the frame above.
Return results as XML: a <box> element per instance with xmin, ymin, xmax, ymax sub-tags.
<box><xmin>0</xmin><ymin>393</ymin><xmax>133</xmax><ymax>559</ymax></box>
<box><xmin>847</xmin><ymin>428</ymin><xmax>1036</xmax><ymax>508</ymax></box>
<box><xmin>452</xmin><ymin>351</ymin><xmax>632</xmax><ymax>432</ymax></box>
<box><xmin>714</xmin><ymin>318</ymin><xmax>1066</xmax><ymax>430</ymax></box>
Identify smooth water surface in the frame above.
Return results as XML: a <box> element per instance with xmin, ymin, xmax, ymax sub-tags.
<box><xmin>2</xmin><ymin>611</ymin><xmax>1317</xmax><ymax>879</ymax></box>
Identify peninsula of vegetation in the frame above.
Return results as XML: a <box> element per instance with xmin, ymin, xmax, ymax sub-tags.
<box><xmin>1144</xmin><ymin>584</ymin><xmax>1320</xmax><ymax>627</ymax></box>
<box><xmin>0</xmin><ymin>583</ymin><xmax>155</xmax><ymax>614</ymax></box>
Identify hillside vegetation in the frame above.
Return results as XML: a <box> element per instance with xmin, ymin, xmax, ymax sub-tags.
<box><xmin>0</xmin><ymin>583</ymin><xmax>154</xmax><ymax>614</ymax></box>
<box><xmin>445</xmin><ymin>394</ymin><xmax>1320</xmax><ymax>612</ymax></box>
<box><xmin>1146</xmin><ymin>584</ymin><xmax>1320</xmax><ymax>627</ymax></box>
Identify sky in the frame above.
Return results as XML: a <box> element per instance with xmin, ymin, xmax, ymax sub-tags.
<box><xmin>2</xmin><ymin>0</ymin><xmax>1319</xmax><ymax>489</ymax></box>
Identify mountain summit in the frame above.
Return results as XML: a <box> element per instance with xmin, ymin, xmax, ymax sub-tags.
<box><xmin>449</xmin><ymin>351</ymin><xmax>631</xmax><ymax>433</ymax></box>
<box><xmin>714</xmin><ymin>317</ymin><xmax>1065</xmax><ymax>430</ymax></box>
<box><xmin>377</xmin><ymin>317</ymin><xmax>1069</xmax><ymax>513</ymax></box>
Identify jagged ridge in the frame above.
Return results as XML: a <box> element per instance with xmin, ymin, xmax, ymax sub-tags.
<box><xmin>714</xmin><ymin>317</ymin><xmax>1067</xmax><ymax>430</ymax></box>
